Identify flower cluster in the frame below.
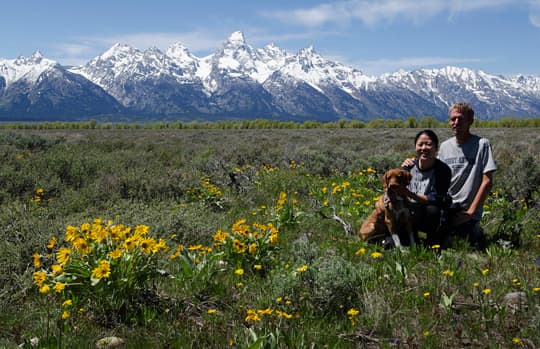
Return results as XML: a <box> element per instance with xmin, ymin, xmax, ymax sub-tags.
<box><xmin>314</xmin><ymin>169</ymin><xmax>380</xmax><ymax>222</ymax></box>
<box><xmin>32</xmin><ymin>218</ymin><xmax>170</xmax><ymax>319</ymax></box>
<box><xmin>213</xmin><ymin>218</ymin><xmax>279</xmax><ymax>272</ymax></box>
<box><xmin>186</xmin><ymin>176</ymin><xmax>224</xmax><ymax>208</ymax></box>
<box><xmin>30</xmin><ymin>188</ymin><xmax>50</xmax><ymax>205</ymax></box>
<box><xmin>244</xmin><ymin>307</ymin><xmax>294</xmax><ymax>322</ymax></box>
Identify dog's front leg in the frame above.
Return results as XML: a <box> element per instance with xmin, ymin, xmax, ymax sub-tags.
<box><xmin>385</xmin><ymin>215</ymin><xmax>403</xmax><ymax>248</ymax></box>
<box><xmin>390</xmin><ymin>233</ymin><xmax>403</xmax><ymax>248</ymax></box>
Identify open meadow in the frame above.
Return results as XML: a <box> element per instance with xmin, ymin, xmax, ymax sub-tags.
<box><xmin>0</xmin><ymin>127</ymin><xmax>539</xmax><ymax>348</ymax></box>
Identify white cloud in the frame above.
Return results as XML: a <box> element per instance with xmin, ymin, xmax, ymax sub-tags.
<box><xmin>530</xmin><ymin>0</ymin><xmax>540</xmax><ymax>27</ymax></box>
<box><xmin>263</xmin><ymin>0</ymin><xmax>521</xmax><ymax>27</ymax></box>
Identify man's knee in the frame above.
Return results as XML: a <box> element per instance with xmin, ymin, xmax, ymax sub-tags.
<box><xmin>452</xmin><ymin>220</ymin><xmax>486</xmax><ymax>250</ymax></box>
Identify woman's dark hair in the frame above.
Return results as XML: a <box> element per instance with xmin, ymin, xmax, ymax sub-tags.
<box><xmin>414</xmin><ymin>129</ymin><xmax>439</xmax><ymax>148</ymax></box>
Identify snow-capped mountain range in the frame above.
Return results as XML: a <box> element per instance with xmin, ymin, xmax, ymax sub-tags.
<box><xmin>1</xmin><ymin>31</ymin><xmax>539</xmax><ymax>121</ymax></box>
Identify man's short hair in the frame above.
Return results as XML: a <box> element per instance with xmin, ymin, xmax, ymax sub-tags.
<box><xmin>449</xmin><ymin>102</ymin><xmax>474</xmax><ymax>120</ymax></box>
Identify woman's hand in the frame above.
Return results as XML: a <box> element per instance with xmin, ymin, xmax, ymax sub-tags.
<box><xmin>401</xmin><ymin>157</ymin><xmax>416</xmax><ymax>168</ymax></box>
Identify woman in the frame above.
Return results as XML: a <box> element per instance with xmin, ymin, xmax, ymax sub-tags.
<box><xmin>400</xmin><ymin>130</ymin><xmax>451</xmax><ymax>246</ymax></box>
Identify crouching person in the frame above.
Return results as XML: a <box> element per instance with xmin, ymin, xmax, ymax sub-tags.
<box><xmin>438</xmin><ymin>102</ymin><xmax>497</xmax><ymax>250</ymax></box>
<box><xmin>400</xmin><ymin>130</ymin><xmax>452</xmax><ymax>247</ymax></box>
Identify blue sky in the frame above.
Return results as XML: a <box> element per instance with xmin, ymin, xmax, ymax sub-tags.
<box><xmin>1</xmin><ymin>0</ymin><xmax>539</xmax><ymax>76</ymax></box>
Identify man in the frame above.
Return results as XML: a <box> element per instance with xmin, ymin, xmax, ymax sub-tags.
<box><xmin>438</xmin><ymin>102</ymin><xmax>497</xmax><ymax>249</ymax></box>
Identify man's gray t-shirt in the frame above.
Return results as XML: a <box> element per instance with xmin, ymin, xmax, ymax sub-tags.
<box><xmin>438</xmin><ymin>135</ymin><xmax>497</xmax><ymax>220</ymax></box>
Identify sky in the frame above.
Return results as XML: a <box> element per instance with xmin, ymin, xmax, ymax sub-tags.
<box><xmin>1</xmin><ymin>0</ymin><xmax>539</xmax><ymax>76</ymax></box>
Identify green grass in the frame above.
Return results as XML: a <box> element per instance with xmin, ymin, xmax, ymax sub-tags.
<box><xmin>0</xmin><ymin>127</ymin><xmax>539</xmax><ymax>348</ymax></box>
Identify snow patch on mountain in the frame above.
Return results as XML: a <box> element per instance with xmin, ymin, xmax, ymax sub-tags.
<box><xmin>0</xmin><ymin>51</ymin><xmax>58</xmax><ymax>87</ymax></box>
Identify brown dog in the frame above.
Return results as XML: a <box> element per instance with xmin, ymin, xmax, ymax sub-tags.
<box><xmin>359</xmin><ymin>168</ymin><xmax>415</xmax><ymax>247</ymax></box>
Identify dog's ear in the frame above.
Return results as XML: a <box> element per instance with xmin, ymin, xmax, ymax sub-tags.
<box><xmin>402</xmin><ymin>170</ymin><xmax>412</xmax><ymax>184</ymax></box>
<box><xmin>381</xmin><ymin>172</ymin><xmax>388</xmax><ymax>189</ymax></box>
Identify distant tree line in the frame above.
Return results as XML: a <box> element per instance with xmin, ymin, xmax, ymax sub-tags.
<box><xmin>0</xmin><ymin>116</ymin><xmax>539</xmax><ymax>130</ymax></box>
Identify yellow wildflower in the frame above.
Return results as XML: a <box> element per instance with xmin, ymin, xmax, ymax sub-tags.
<box><xmin>296</xmin><ymin>265</ymin><xmax>308</xmax><ymax>272</ymax></box>
<box><xmin>275</xmin><ymin>310</ymin><xmax>293</xmax><ymax>319</ymax></box>
<box><xmin>245</xmin><ymin>309</ymin><xmax>260</xmax><ymax>322</ymax></box>
<box><xmin>53</xmin><ymin>282</ymin><xmax>66</xmax><ymax>293</ymax></box>
<box><xmin>33</xmin><ymin>271</ymin><xmax>47</xmax><ymax>287</ymax></box>
<box><xmin>257</xmin><ymin>308</ymin><xmax>273</xmax><ymax>316</ymax></box>
<box><xmin>347</xmin><ymin>308</ymin><xmax>360</xmax><ymax>317</ymax></box>
<box><xmin>355</xmin><ymin>247</ymin><xmax>366</xmax><ymax>255</ymax></box>
<box><xmin>32</xmin><ymin>252</ymin><xmax>41</xmax><ymax>268</ymax></box>
<box><xmin>65</xmin><ymin>225</ymin><xmax>79</xmax><ymax>242</ymax></box>
<box><xmin>482</xmin><ymin>288</ymin><xmax>492</xmax><ymax>295</ymax></box>
<box><xmin>188</xmin><ymin>244</ymin><xmax>202</xmax><ymax>251</ymax></box>
<box><xmin>45</xmin><ymin>248</ymin><xmax>63</xmax><ymax>268</ymax></box>
<box><xmin>62</xmin><ymin>299</ymin><xmax>73</xmax><ymax>307</ymax></box>
<box><xmin>442</xmin><ymin>269</ymin><xmax>454</xmax><ymax>277</ymax></box>
<box><xmin>134</xmin><ymin>224</ymin><xmax>149</xmax><ymax>237</ymax></box>
<box><xmin>235</xmin><ymin>268</ymin><xmax>244</xmax><ymax>276</ymax></box>
<box><xmin>108</xmin><ymin>248</ymin><xmax>123</xmax><ymax>259</ymax></box>
<box><xmin>248</xmin><ymin>243</ymin><xmax>257</xmax><ymax>254</ymax></box>
<box><xmin>276</xmin><ymin>191</ymin><xmax>287</xmax><ymax>207</ymax></box>
<box><xmin>73</xmin><ymin>237</ymin><xmax>92</xmax><ymax>255</ymax></box>
<box><xmin>61</xmin><ymin>311</ymin><xmax>70</xmax><ymax>320</ymax></box>
<box><xmin>207</xmin><ymin>309</ymin><xmax>217</xmax><ymax>315</ymax></box>
<box><xmin>46</xmin><ymin>236</ymin><xmax>57</xmax><ymax>250</ymax></box>
<box><xmin>80</xmin><ymin>222</ymin><xmax>91</xmax><ymax>233</ymax></box>
<box><xmin>152</xmin><ymin>238</ymin><xmax>166</xmax><ymax>253</ymax></box>
<box><xmin>124</xmin><ymin>236</ymin><xmax>138</xmax><ymax>252</ymax></box>
<box><xmin>371</xmin><ymin>252</ymin><xmax>383</xmax><ymax>259</ymax></box>
<box><xmin>347</xmin><ymin>308</ymin><xmax>360</xmax><ymax>326</ymax></box>
<box><xmin>481</xmin><ymin>268</ymin><xmax>489</xmax><ymax>276</ymax></box>
<box><xmin>91</xmin><ymin>260</ymin><xmax>111</xmax><ymax>279</ymax></box>
<box><xmin>39</xmin><ymin>284</ymin><xmax>50</xmax><ymax>294</ymax></box>
<box><xmin>233</xmin><ymin>239</ymin><xmax>246</xmax><ymax>253</ymax></box>
<box><xmin>51</xmin><ymin>264</ymin><xmax>63</xmax><ymax>276</ymax></box>
<box><xmin>213</xmin><ymin>229</ymin><xmax>229</xmax><ymax>243</ymax></box>
<box><xmin>139</xmin><ymin>237</ymin><xmax>157</xmax><ymax>254</ymax></box>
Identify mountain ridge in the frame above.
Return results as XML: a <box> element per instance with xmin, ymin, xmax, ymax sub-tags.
<box><xmin>1</xmin><ymin>31</ymin><xmax>539</xmax><ymax>121</ymax></box>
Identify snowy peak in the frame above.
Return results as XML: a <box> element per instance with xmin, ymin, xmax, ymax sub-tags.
<box><xmin>166</xmin><ymin>43</ymin><xmax>200</xmax><ymax>74</ymax></box>
<box><xmin>226</xmin><ymin>31</ymin><xmax>247</xmax><ymax>47</ymax></box>
<box><xmin>201</xmin><ymin>31</ymin><xmax>276</xmax><ymax>89</ymax></box>
<box><xmin>0</xmin><ymin>50</ymin><xmax>58</xmax><ymax>86</ymax></box>
<box><xmin>101</xmin><ymin>43</ymin><xmax>140</xmax><ymax>60</ymax></box>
